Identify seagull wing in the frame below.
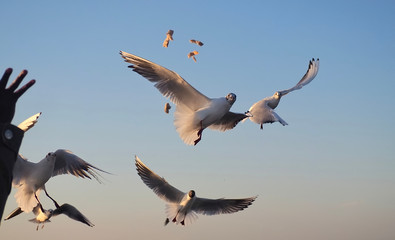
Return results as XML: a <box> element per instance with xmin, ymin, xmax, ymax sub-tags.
<box><xmin>52</xmin><ymin>149</ymin><xmax>107</xmax><ymax>183</ymax></box>
<box><xmin>12</xmin><ymin>154</ymin><xmax>36</xmax><ymax>187</ymax></box>
<box><xmin>4</xmin><ymin>207</ymin><xmax>23</xmax><ymax>221</ymax></box>
<box><xmin>191</xmin><ymin>196</ymin><xmax>257</xmax><ymax>215</ymax></box>
<box><xmin>17</xmin><ymin>112</ymin><xmax>42</xmax><ymax>132</ymax></box>
<box><xmin>208</xmin><ymin>112</ymin><xmax>248</xmax><ymax>131</ymax></box>
<box><xmin>247</xmin><ymin>99</ymin><xmax>288</xmax><ymax>126</ymax></box>
<box><xmin>279</xmin><ymin>58</ymin><xmax>319</xmax><ymax>96</ymax></box>
<box><xmin>53</xmin><ymin>203</ymin><xmax>94</xmax><ymax>227</ymax></box>
<box><xmin>120</xmin><ymin>51</ymin><xmax>211</xmax><ymax>111</ymax></box>
<box><xmin>135</xmin><ymin>156</ymin><xmax>185</xmax><ymax>203</ymax></box>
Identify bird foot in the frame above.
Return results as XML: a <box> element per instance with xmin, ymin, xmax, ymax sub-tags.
<box><xmin>194</xmin><ymin>136</ymin><xmax>201</xmax><ymax>145</ymax></box>
<box><xmin>172</xmin><ymin>217</ymin><xmax>177</xmax><ymax>223</ymax></box>
<box><xmin>181</xmin><ymin>220</ymin><xmax>185</xmax><ymax>226</ymax></box>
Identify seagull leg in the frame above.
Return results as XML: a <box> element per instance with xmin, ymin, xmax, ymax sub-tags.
<box><xmin>194</xmin><ymin>121</ymin><xmax>203</xmax><ymax>145</ymax></box>
<box><xmin>181</xmin><ymin>220</ymin><xmax>185</xmax><ymax>226</ymax></box>
<box><xmin>260</xmin><ymin>124</ymin><xmax>263</xmax><ymax>130</ymax></box>
<box><xmin>34</xmin><ymin>193</ymin><xmax>42</xmax><ymax>205</ymax></box>
<box><xmin>44</xmin><ymin>189</ymin><xmax>60</xmax><ymax>208</ymax></box>
<box><xmin>164</xmin><ymin>218</ymin><xmax>170</xmax><ymax>226</ymax></box>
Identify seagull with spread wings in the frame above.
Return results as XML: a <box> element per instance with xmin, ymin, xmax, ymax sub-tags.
<box><xmin>120</xmin><ymin>51</ymin><xmax>247</xmax><ymax>145</ymax></box>
<box><xmin>135</xmin><ymin>156</ymin><xmax>257</xmax><ymax>226</ymax></box>
<box><xmin>11</xmin><ymin>149</ymin><xmax>107</xmax><ymax>213</ymax></box>
<box><xmin>5</xmin><ymin>202</ymin><xmax>94</xmax><ymax>230</ymax></box>
<box><xmin>245</xmin><ymin>58</ymin><xmax>320</xmax><ymax>129</ymax></box>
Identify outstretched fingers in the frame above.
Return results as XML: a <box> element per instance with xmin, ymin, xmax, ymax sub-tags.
<box><xmin>0</xmin><ymin>68</ymin><xmax>13</xmax><ymax>89</ymax></box>
<box><xmin>14</xmin><ymin>79</ymin><xmax>36</xmax><ymax>99</ymax></box>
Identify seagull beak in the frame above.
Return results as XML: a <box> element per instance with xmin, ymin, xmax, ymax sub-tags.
<box><xmin>245</xmin><ymin>111</ymin><xmax>253</xmax><ymax>117</ymax></box>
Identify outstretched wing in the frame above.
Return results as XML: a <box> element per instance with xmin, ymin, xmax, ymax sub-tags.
<box><xmin>12</xmin><ymin>154</ymin><xmax>36</xmax><ymax>186</ymax></box>
<box><xmin>52</xmin><ymin>149</ymin><xmax>108</xmax><ymax>183</ymax></box>
<box><xmin>208</xmin><ymin>112</ymin><xmax>248</xmax><ymax>131</ymax></box>
<box><xmin>135</xmin><ymin>156</ymin><xmax>185</xmax><ymax>203</ymax></box>
<box><xmin>120</xmin><ymin>51</ymin><xmax>211</xmax><ymax>111</ymax></box>
<box><xmin>279</xmin><ymin>58</ymin><xmax>319</xmax><ymax>96</ymax></box>
<box><xmin>4</xmin><ymin>207</ymin><xmax>23</xmax><ymax>221</ymax></box>
<box><xmin>17</xmin><ymin>112</ymin><xmax>42</xmax><ymax>132</ymax></box>
<box><xmin>192</xmin><ymin>196</ymin><xmax>257</xmax><ymax>215</ymax></box>
<box><xmin>53</xmin><ymin>203</ymin><xmax>94</xmax><ymax>227</ymax></box>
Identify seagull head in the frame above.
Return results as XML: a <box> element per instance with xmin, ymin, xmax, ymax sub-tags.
<box><xmin>45</xmin><ymin>152</ymin><xmax>57</xmax><ymax>163</ymax></box>
<box><xmin>274</xmin><ymin>91</ymin><xmax>282</xmax><ymax>98</ymax></box>
<box><xmin>188</xmin><ymin>190</ymin><xmax>195</xmax><ymax>198</ymax></box>
<box><xmin>226</xmin><ymin>93</ymin><xmax>236</xmax><ymax>105</ymax></box>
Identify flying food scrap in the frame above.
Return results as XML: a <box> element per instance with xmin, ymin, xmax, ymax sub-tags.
<box><xmin>164</xmin><ymin>102</ymin><xmax>171</xmax><ymax>114</ymax></box>
<box><xmin>187</xmin><ymin>51</ymin><xmax>199</xmax><ymax>62</ymax></box>
<box><xmin>189</xmin><ymin>39</ymin><xmax>204</xmax><ymax>46</ymax></box>
<box><xmin>162</xmin><ymin>30</ymin><xmax>174</xmax><ymax>48</ymax></box>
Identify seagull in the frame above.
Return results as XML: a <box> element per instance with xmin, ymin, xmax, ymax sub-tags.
<box><xmin>17</xmin><ymin>112</ymin><xmax>42</xmax><ymax>132</ymax></box>
<box><xmin>120</xmin><ymin>51</ymin><xmax>248</xmax><ymax>145</ymax></box>
<box><xmin>245</xmin><ymin>58</ymin><xmax>319</xmax><ymax>129</ymax></box>
<box><xmin>5</xmin><ymin>202</ymin><xmax>94</xmax><ymax>230</ymax></box>
<box><xmin>135</xmin><ymin>156</ymin><xmax>257</xmax><ymax>226</ymax></box>
<box><xmin>11</xmin><ymin>149</ymin><xmax>107</xmax><ymax>213</ymax></box>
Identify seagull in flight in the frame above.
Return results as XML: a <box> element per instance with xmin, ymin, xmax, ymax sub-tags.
<box><xmin>5</xmin><ymin>202</ymin><xmax>94</xmax><ymax>230</ymax></box>
<box><xmin>120</xmin><ymin>51</ymin><xmax>247</xmax><ymax>145</ymax></box>
<box><xmin>245</xmin><ymin>58</ymin><xmax>319</xmax><ymax>129</ymax></box>
<box><xmin>135</xmin><ymin>156</ymin><xmax>257</xmax><ymax>226</ymax></box>
<box><xmin>11</xmin><ymin>149</ymin><xmax>107</xmax><ymax>213</ymax></box>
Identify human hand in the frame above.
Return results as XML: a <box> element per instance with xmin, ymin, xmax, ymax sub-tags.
<box><xmin>0</xmin><ymin>68</ymin><xmax>36</xmax><ymax>123</ymax></box>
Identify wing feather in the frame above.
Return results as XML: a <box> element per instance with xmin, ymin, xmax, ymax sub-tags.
<box><xmin>192</xmin><ymin>196</ymin><xmax>257</xmax><ymax>215</ymax></box>
<box><xmin>52</xmin><ymin>149</ymin><xmax>107</xmax><ymax>183</ymax></box>
<box><xmin>279</xmin><ymin>58</ymin><xmax>320</xmax><ymax>96</ymax></box>
<box><xmin>120</xmin><ymin>51</ymin><xmax>211</xmax><ymax>111</ymax></box>
<box><xmin>135</xmin><ymin>156</ymin><xmax>185</xmax><ymax>203</ymax></box>
<box><xmin>208</xmin><ymin>112</ymin><xmax>248</xmax><ymax>131</ymax></box>
<box><xmin>17</xmin><ymin>112</ymin><xmax>42</xmax><ymax>132</ymax></box>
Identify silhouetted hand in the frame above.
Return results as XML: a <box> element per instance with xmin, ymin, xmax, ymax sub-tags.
<box><xmin>0</xmin><ymin>68</ymin><xmax>36</xmax><ymax>123</ymax></box>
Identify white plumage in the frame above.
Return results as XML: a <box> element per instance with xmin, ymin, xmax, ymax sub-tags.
<box><xmin>120</xmin><ymin>51</ymin><xmax>247</xmax><ymax>145</ymax></box>
<box><xmin>246</xmin><ymin>58</ymin><xmax>320</xmax><ymax>129</ymax></box>
<box><xmin>135</xmin><ymin>156</ymin><xmax>257</xmax><ymax>226</ymax></box>
<box><xmin>12</xmin><ymin>149</ymin><xmax>106</xmax><ymax>213</ymax></box>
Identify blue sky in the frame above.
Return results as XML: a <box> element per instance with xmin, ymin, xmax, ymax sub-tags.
<box><xmin>1</xmin><ymin>1</ymin><xmax>395</xmax><ymax>239</ymax></box>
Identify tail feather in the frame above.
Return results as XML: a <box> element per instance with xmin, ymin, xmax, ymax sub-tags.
<box><xmin>173</xmin><ymin>106</ymin><xmax>200</xmax><ymax>145</ymax></box>
<box><xmin>14</xmin><ymin>185</ymin><xmax>39</xmax><ymax>213</ymax></box>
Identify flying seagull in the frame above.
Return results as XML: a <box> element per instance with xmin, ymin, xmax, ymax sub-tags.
<box><xmin>245</xmin><ymin>58</ymin><xmax>319</xmax><ymax>129</ymax></box>
<box><xmin>120</xmin><ymin>51</ymin><xmax>247</xmax><ymax>145</ymax></box>
<box><xmin>5</xmin><ymin>202</ymin><xmax>94</xmax><ymax>230</ymax></box>
<box><xmin>11</xmin><ymin>149</ymin><xmax>107</xmax><ymax>213</ymax></box>
<box><xmin>135</xmin><ymin>156</ymin><xmax>257</xmax><ymax>226</ymax></box>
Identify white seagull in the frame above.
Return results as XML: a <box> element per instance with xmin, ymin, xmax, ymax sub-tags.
<box><xmin>135</xmin><ymin>156</ymin><xmax>257</xmax><ymax>226</ymax></box>
<box><xmin>17</xmin><ymin>112</ymin><xmax>42</xmax><ymax>132</ymax></box>
<box><xmin>245</xmin><ymin>58</ymin><xmax>319</xmax><ymax>129</ymax></box>
<box><xmin>12</xmin><ymin>149</ymin><xmax>107</xmax><ymax>213</ymax></box>
<box><xmin>5</xmin><ymin>202</ymin><xmax>94</xmax><ymax>230</ymax></box>
<box><xmin>120</xmin><ymin>51</ymin><xmax>247</xmax><ymax>145</ymax></box>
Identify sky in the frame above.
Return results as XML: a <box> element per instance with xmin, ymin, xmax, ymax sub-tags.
<box><xmin>1</xmin><ymin>0</ymin><xmax>395</xmax><ymax>239</ymax></box>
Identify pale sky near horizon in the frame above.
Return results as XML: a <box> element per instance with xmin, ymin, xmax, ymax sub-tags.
<box><xmin>1</xmin><ymin>1</ymin><xmax>395</xmax><ymax>240</ymax></box>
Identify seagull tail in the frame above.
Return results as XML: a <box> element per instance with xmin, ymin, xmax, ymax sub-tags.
<box><xmin>174</xmin><ymin>106</ymin><xmax>200</xmax><ymax>145</ymax></box>
<box><xmin>14</xmin><ymin>186</ymin><xmax>39</xmax><ymax>213</ymax></box>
